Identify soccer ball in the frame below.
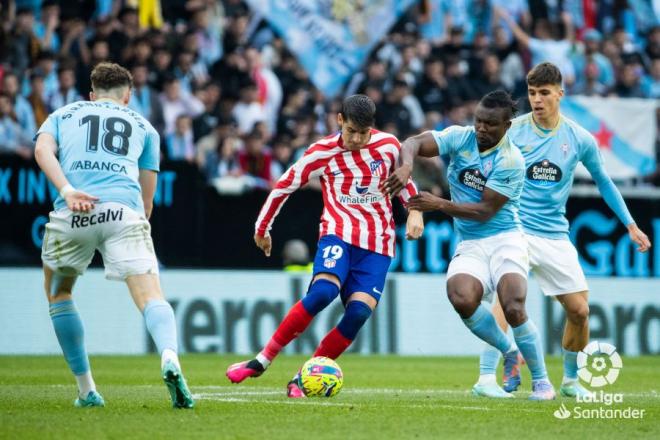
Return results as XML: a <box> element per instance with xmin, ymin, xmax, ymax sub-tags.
<box><xmin>299</xmin><ymin>356</ymin><xmax>343</xmax><ymax>397</ymax></box>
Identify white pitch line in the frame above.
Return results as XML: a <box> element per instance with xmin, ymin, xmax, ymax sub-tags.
<box><xmin>195</xmin><ymin>395</ymin><xmax>555</xmax><ymax>414</ymax></box>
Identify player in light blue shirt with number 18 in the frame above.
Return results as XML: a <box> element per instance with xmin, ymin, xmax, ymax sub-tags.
<box><xmin>34</xmin><ymin>62</ymin><xmax>194</xmax><ymax>409</ymax></box>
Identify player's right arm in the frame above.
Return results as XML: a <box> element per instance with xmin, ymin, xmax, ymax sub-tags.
<box><xmin>253</xmin><ymin>144</ymin><xmax>334</xmax><ymax>256</ymax></box>
<box><xmin>34</xmin><ymin>132</ymin><xmax>98</xmax><ymax>213</ymax></box>
<box><xmin>382</xmin><ymin>130</ymin><xmax>445</xmax><ymax>196</ymax></box>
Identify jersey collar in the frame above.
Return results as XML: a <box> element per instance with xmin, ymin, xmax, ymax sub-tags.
<box><xmin>530</xmin><ymin>112</ymin><xmax>562</xmax><ymax>137</ymax></box>
<box><xmin>479</xmin><ymin>133</ymin><xmax>508</xmax><ymax>157</ymax></box>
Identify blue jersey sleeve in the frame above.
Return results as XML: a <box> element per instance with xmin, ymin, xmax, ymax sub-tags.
<box><xmin>431</xmin><ymin>126</ymin><xmax>465</xmax><ymax>157</ymax></box>
<box><xmin>485</xmin><ymin>147</ymin><xmax>524</xmax><ymax>199</ymax></box>
<box><xmin>579</xmin><ymin>133</ymin><xmax>634</xmax><ymax>226</ymax></box>
<box><xmin>34</xmin><ymin>113</ymin><xmax>59</xmax><ymax>144</ymax></box>
<box><xmin>138</xmin><ymin>129</ymin><xmax>161</xmax><ymax>171</ymax></box>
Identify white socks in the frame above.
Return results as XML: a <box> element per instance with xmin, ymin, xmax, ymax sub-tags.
<box><xmin>161</xmin><ymin>348</ymin><xmax>181</xmax><ymax>370</ymax></box>
<box><xmin>478</xmin><ymin>374</ymin><xmax>497</xmax><ymax>385</ymax></box>
<box><xmin>75</xmin><ymin>371</ymin><xmax>96</xmax><ymax>397</ymax></box>
<box><xmin>256</xmin><ymin>353</ymin><xmax>271</xmax><ymax>369</ymax></box>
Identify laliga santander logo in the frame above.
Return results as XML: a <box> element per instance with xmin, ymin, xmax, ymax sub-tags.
<box><xmin>577</xmin><ymin>341</ymin><xmax>623</xmax><ymax>388</ymax></box>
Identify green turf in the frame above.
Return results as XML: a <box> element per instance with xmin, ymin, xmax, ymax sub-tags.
<box><xmin>0</xmin><ymin>355</ymin><xmax>657</xmax><ymax>439</ymax></box>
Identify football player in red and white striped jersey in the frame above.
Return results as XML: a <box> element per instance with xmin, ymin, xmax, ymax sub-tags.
<box><xmin>227</xmin><ymin>95</ymin><xmax>423</xmax><ymax>397</ymax></box>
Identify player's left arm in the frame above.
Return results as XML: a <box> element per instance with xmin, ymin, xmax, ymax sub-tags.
<box><xmin>581</xmin><ymin>137</ymin><xmax>651</xmax><ymax>252</ymax></box>
<box><xmin>138</xmin><ymin>169</ymin><xmax>157</xmax><ymax>220</ymax></box>
<box><xmin>138</xmin><ymin>129</ymin><xmax>161</xmax><ymax>220</ymax></box>
<box><xmin>407</xmin><ymin>188</ymin><xmax>509</xmax><ymax>222</ymax></box>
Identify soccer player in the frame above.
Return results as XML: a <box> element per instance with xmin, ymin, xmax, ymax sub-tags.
<box><xmin>225</xmin><ymin>94</ymin><xmax>423</xmax><ymax>397</ymax></box>
<box><xmin>476</xmin><ymin>62</ymin><xmax>651</xmax><ymax>398</ymax></box>
<box><xmin>34</xmin><ymin>62</ymin><xmax>194</xmax><ymax>409</ymax></box>
<box><xmin>383</xmin><ymin>90</ymin><xmax>556</xmax><ymax>400</ymax></box>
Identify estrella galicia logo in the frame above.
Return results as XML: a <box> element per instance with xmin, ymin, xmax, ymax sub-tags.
<box><xmin>527</xmin><ymin>159</ymin><xmax>562</xmax><ymax>185</ymax></box>
<box><xmin>458</xmin><ymin>168</ymin><xmax>486</xmax><ymax>192</ymax></box>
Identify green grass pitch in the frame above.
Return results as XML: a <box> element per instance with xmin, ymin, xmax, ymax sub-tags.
<box><xmin>0</xmin><ymin>355</ymin><xmax>657</xmax><ymax>439</ymax></box>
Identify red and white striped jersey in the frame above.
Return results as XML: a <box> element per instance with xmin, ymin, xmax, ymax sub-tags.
<box><xmin>255</xmin><ymin>129</ymin><xmax>418</xmax><ymax>257</ymax></box>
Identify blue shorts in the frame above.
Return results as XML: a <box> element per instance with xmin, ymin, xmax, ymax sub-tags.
<box><xmin>312</xmin><ymin>234</ymin><xmax>392</xmax><ymax>304</ymax></box>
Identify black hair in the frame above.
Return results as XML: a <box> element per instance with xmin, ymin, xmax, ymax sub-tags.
<box><xmin>340</xmin><ymin>94</ymin><xmax>375</xmax><ymax>128</ymax></box>
<box><xmin>479</xmin><ymin>90</ymin><xmax>518</xmax><ymax>119</ymax></box>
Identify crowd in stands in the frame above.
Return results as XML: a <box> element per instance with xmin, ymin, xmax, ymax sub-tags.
<box><xmin>0</xmin><ymin>0</ymin><xmax>659</xmax><ymax>190</ymax></box>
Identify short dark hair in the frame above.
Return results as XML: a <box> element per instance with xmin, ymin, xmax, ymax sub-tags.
<box><xmin>91</xmin><ymin>62</ymin><xmax>133</xmax><ymax>91</ymax></box>
<box><xmin>479</xmin><ymin>90</ymin><xmax>518</xmax><ymax>119</ymax></box>
<box><xmin>340</xmin><ymin>94</ymin><xmax>375</xmax><ymax>128</ymax></box>
<box><xmin>527</xmin><ymin>62</ymin><xmax>563</xmax><ymax>87</ymax></box>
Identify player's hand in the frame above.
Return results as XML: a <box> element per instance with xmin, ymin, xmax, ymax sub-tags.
<box><xmin>405</xmin><ymin>209</ymin><xmax>424</xmax><ymax>240</ymax></box>
<box><xmin>627</xmin><ymin>223</ymin><xmax>651</xmax><ymax>252</ymax></box>
<box><xmin>254</xmin><ymin>233</ymin><xmax>272</xmax><ymax>257</ymax></box>
<box><xmin>65</xmin><ymin>191</ymin><xmax>99</xmax><ymax>213</ymax></box>
<box><xmin>407</xmin><ymin>191</ymin><xmax>445</xmax><ymax>212</ymax></box>
<box><xmin>381</xmin><ymin>164</ymin><xmax>412</xmax><ymax>197</ymax></box>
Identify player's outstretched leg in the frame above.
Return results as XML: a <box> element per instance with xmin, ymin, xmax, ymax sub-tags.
<box><xmin>287</xmin><ymin>297</ymin><xmax>373</xmax><ymax>398</ymax></box>
<box><xmin>46</xmin><ymin>270</ymin><xmax>104</xmax><ymax>408</ymax></box>
<box><xmin>557</xmin><ymin>291</ymin><xmax>592</xmax><ymax>398</ymax></box>
<box><xmin>130</xmin><ymin>275</ymin><xmax>193</xmax><ymax>408</ymax></box>
<box><xmin>498</xmin><ymin>274</ymin><xmax>555</xmax><ymax>401</ymax></box>
<box><xmin>227</xmin><ymin>278</ymin><xmax>340</xmax><ymax>384</ymax></box>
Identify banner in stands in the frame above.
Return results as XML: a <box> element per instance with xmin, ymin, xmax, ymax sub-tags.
<box><xmin>1</xmin><ymin>269</ymin><xmax>657</xmax><ymax>356</ymax></box>
<box><xmin>244</xmin><ymin>0</ymin><xmax>417</xmax><ymax>97</ymax></box>
<box><xmin>1</xmin><ymin>158</ymin><xmax>658</xmax><ymax>276</ymax></box>
<box><xmin>560</xmin><ymin>97</ymin><xmax>657</xmax><ymax>179</ymax></box>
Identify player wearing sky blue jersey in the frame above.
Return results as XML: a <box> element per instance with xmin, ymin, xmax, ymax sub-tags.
<box><xmin>34</xmin><ymin>63</ymin><xmax>193</xmax><ymax>409</ymax></box>
<box><xmin>480</xmin><ymin>63</ymin><xmax>651</xmax><ymax>399</ymax></box>
<box><xmin>383</xmin><ymin>91</ymin><xmax>556</xmax><ymax>400</ymax></box>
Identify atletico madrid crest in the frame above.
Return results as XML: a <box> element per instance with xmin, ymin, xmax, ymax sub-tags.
<box><xmin>370</xmin><ymin>160</ymin><xmax>386</xmax><ymax>176</ymax></box>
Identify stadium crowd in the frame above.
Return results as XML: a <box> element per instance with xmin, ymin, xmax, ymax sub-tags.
<box><xmin>0</xmin><ymin>0</ymin><xmax>659</xmax><ymax>191</ymax></box>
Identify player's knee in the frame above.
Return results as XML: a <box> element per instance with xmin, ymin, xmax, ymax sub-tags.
<box><xmin>566</xmin><ymin>301</ymin><xmax>589</xmax><ymax>325</ymax></box>
<box><xmin>337</xmin><ymin>300</ymin><xmax>372</xmax><ymax>340</ymax></box>
<box><xmin>502</xmin><ymin>299</ymin><xmax>527</xmax><ymax>326</ymax></box>
<box><xmin>301</xmin><ymin>279</ymin><xmax>340</xmax><ymax>316</ymax></box>
<box><xmin>447</xmin><ymin>288</ymin><xmax>479</xmax><ymax>318</ymax></box>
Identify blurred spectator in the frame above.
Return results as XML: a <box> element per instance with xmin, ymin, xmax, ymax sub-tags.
<box><xmin>572</xmin><ymin>29</ymin><xmax>616</xmax><ymax>92</ymax></box>
<box><xmin>205</xmin><ymin>134</ymin><xmax>242</xmax><ymax>182</ymax></box>
<box><xmin>572</xmin><ymin>62</ymin><xmax>609</xmax><ymax>96</ymax></box>
<box><xmin>27</xmin><ymin>70</ymin><xmax>48</xmax><ymax>127</ymax></box>
<box><xmin>232</xmin><ymin>81</ymin><xmax>266</xmax><ymax>135</ymax></box>
<box><xmin>2</xmin><ymin>71</ymin><xmax>36</xmax><ymax>136</ymax></box>
<box><xmin>33</xmin><ymin>50</ymin><xmax>59</xmax><ymax>99</ymax></box>
<box><xmin>415</xmin><ymin>57</ymin><xmax>449</xmax><ymax>113</ymax></box>
<box><xmin>159</xmin><ymin>75</ymin><xmax>204</xmax><ymax>134</ymax></box>
<box><xmin>165</xmin><ymin>114</ymin><xmax>196</xmax><ymax>162</ymax></box>
<box><xmin>378</xmin><ymin>79</ymin><xmax>414</xmax><ymax>139</ymax></box>
<box><xmin>47</xmin><ymin>64</ymin><xmax>82</xmax><ymax>111</ymax></box>
<box><xmin>33</xmin><ymin>1</ymin><xmax>60</xmax><ymax>53</ymax></box>
<box><xmin>129</xmin><ymin>63</ymin><xmax>165</xmax><ymax>134</ymax></box>
<box><xmin>192</xmin><ymin>81</ymin><xmax>222</xmax><ymax>142</ymax></box>
<box><xmin>642</xmin><ymin>58</ymin><xmax>660</xmax><ymax>98</ymax></box>
<box><xmin>471</xmin><ymin>52</ymin><xmax>507</xmax><ymax>97</ymax></box>
<box><xmin>76</xmin><ymin>38</ymin><xmax>110</xmax><ymax>97</ymax></box>
<box><xmin>0</xmin><ymin>92</ymin><xmax>33</xmax><ymax>159</ymax></box>
<box><xmin>270</xmin><ymin>134</ymin><xmax>294</xmax><ymax>180</ymax></box>
<box><xmin>496</xmin><ymin>6</ymin><xmax>576</xmax><ymax>88</ymax></box>
<box><xmin>238</xmin><ymin>128</ymin><xmax>272</xmax><ymax>189</ymax></box>
<box><xmin>611</xmin><ymin>62</ymin><xmax>646</xmax><ymax>97</ymax></box>
<box><xmin>189</xmin><ymin>5</ymin><xmax>222</xmax><ymax>67</ymax></box>
<box><xmin>8</xmin><ymin>8</ymin><xmax>39</xmax><ymax>75</ymax></box>
<box><xmin>174</xmin><ymin>49</ymin><xmax>209</xmax><ymax>94</ymax></box>
<box><xmin>246</xmin><ymin>47</ymin><xmax>282</xmax><ymax>136</ymax></box>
